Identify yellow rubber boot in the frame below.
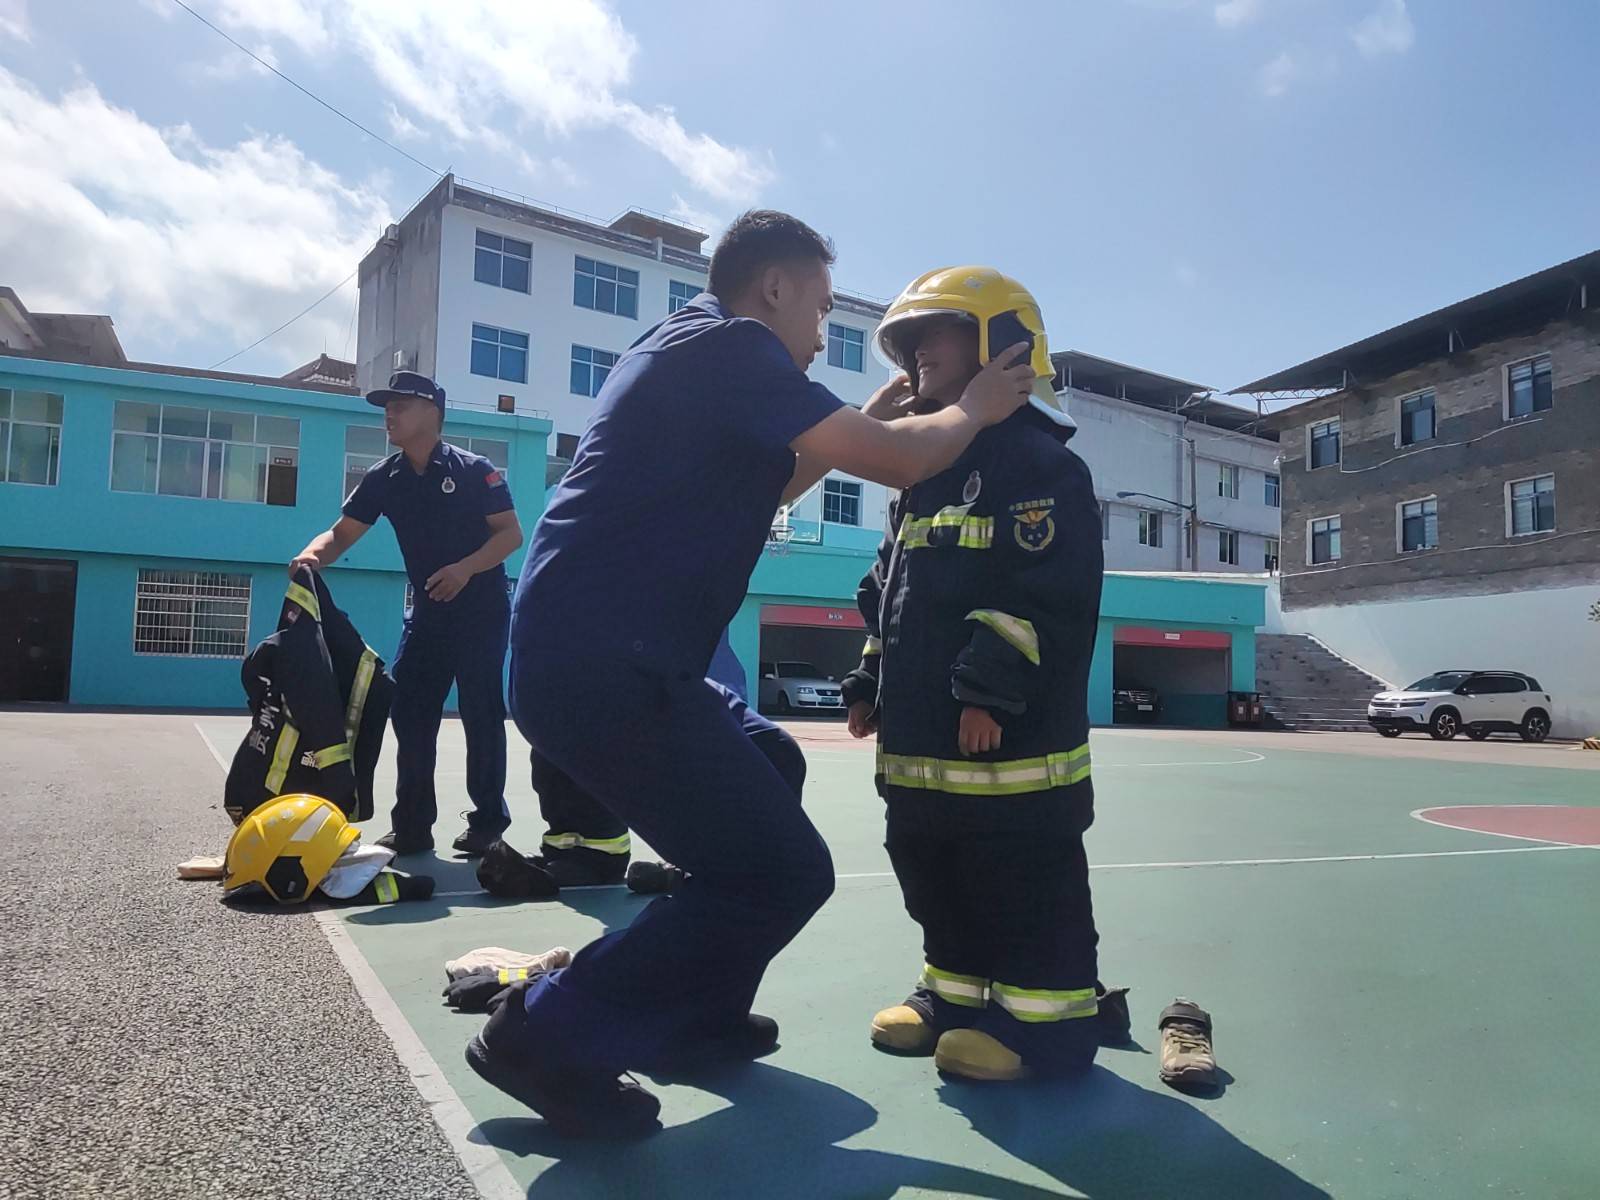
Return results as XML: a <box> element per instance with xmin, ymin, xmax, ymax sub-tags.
<box><xmin>870</xmin><ymin>1005</ymin><xmax>938</xmax><ymax>1054</ymax></box>
<box><xmin>934</xmin><ymin>1029</ymin><xmax>1030</xmax><ymax>1082</ymax></box>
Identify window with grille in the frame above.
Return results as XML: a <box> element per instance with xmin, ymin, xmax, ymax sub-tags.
<box><xmin>0</xmin><ymin>388</ymin><xmax>63</xmax><ymax>486</ymax></box>
<box><xmin>470</xmin><ymin>324</ymin><xmax>529</xmax><ymax>383</ymax></box>
<box><xmin>1264</xmin><ymin>537</ymin><xmax>1280</xmax><ymax>572</ymax></box>
<box><xmin>1508</xmin><ymin>475</ymin><xmax>1555</xmax><ymax>536</ymax></box>
<box><xmin>113</xmin><ymin>403</ymin><xmax>298</xmax><ymax>505</ymax></box>
<box><xmin>668</xmin><ymin>280</ymin><xmax>701</xmax><ymax>314</ymax></box>
<box><xmin>1507</xmin><ymin>355</ymin><xmax>1552</xmax><ymax>419</ymax></box>
<box><xmin>1218</xmin><ymin>529</ymin><xmax>1239</xmax><ymax>565</ymax></box>
<box><xmin>571</xmin><ymin>345</ymin><xmax>620</xmax><ymax>397</ymax></box>
<box><xmin>1399</xmin><ymin>498</ymin><xmax>1438</xmax><ymax>552</ymax></box>
<box><xmin>1309</xmin><ymin>418</ymin><xmax>1340</xmax><ymax>469</ymax></box>
<box><xmin>1309</xmin><ymin>516</ymin><xmax>1341</xmax><ymax>564</ymax></box>
<box><xmin>1138</xmin><ymin>511</ymin><xmax>1163</xmax><ymax>548</ymax></box>
<box><xmin>1398</xmin><ymin>391</ymin><xmax>1436</xmax><ymax>446</ymax></box>
<box><xmin>827</xmin><ymin>324</ymin><xmax>865</xmax><ymax>372</ymax></box>
<box><xmin>573</xmin><ymin>256</ymin><xmax>639</xmax><ymax>318</ymax></box>
<box><xmin>822</xmin><ymin>477</ymin><xmax>862</xmax><ymax>526</ymax></box>
<box><xmin>473</xmin><ymin>230</ymin><xmax>532</xmax><ymax>293</ymax></box>
<box><xmin>344</xmin><ymin>425</ymin><xmax>389</xmax><ymax>499</ymax></box>
<box><xmin>134</xmin><ymin>569</ymin><xmax>251</xmax><ymax>657</ymax></box>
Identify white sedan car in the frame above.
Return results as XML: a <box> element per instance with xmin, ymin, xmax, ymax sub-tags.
<box><xmin>758</xmin><ymin>661</ymin><xmax>845</xmax><ymax>716</ymax></box>
<box><xmin>1367</xmin><ymin>670</ymin><xmax>1554</xmax><ymax>742</ymax></box>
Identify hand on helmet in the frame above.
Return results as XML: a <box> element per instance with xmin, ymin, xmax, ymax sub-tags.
<box><xmin>957</xmin><ymin>342</ymin><xmax>1034</xmax><ymax>428</ymax></box>
<box><xmin>862</xmin><ymin>373</ymin><xmax>917</xmax><ymax>422</ymax></box>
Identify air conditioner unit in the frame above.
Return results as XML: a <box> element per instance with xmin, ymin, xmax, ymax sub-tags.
<box><xmin>379</xmin><ymin>223</ymin><xmax>400</xmax><ymax>248</ymax></box>
<box><xmin>392</xmin><ymin>349</ymin><xmax>414</xmax><ymax>371</ymax></box>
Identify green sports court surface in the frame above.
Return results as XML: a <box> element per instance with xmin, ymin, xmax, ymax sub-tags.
<box><xmin>191</xmin><ymin>717</ymin><xmax>1600</xmax><ymax>1199</ymax></box>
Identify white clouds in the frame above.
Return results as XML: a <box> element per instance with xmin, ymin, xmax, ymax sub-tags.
<box><xmin>1213</xmin><ymin>0</ymin><xmax>1262</xmax><ymax>29</ymax></box>
<box><xmin>0</xmin><ymin>67</ymin><xmax>391</xmax><ymax>367</ymax></box>
<box><xmin>1259</xmin><ymin>50</ymin><xmax>1300</xmax><ymax>97</ymax></box>
<box><xmin>211</xmin><ymin>0</ymin><xmax>774</xmax><ymax>204</ymax></box>
<box><xmin>667</xmin><ymin>193</ymin><xmax>726</xmax><ymax>239</ymax></box>
<box><xmin>1351</xmin><ymin>0</ymin><xmax>1414</xmax><ymax>58</ymax></box>
<box><xmin>0</xmin><ymin>0</ymin><xmax>29</xmax><ymax>42</ymax></box>
<box><xmin>384</xmin><ymin>102</ymin><xmax>424</xmax><ymax>143</ymax></box>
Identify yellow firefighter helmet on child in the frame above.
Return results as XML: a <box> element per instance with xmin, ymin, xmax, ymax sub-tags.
<box><xmin>223</xmin><ymin>793</ymin><xmax>359</xmax><ymax>903</ymax></box>
<box><xmin>873</xmin><ymin>266</ymin><xmax>1073</xmax><ymax>429</ymax></box>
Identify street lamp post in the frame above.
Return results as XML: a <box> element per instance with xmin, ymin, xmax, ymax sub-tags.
<box><xmin>1117</xmin><ymin>490</ymin><xmax>1199</xmax><ymax>572</ymax></box>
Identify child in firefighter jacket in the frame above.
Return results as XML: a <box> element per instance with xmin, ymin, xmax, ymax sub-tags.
<box><xmin>841</xmin><ymin>266</ymin><xmax>1107</xmax><ymax>1082</ymax></box>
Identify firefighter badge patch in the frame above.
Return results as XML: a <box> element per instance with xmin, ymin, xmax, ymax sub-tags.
<box><xmin>1010</xmin><ymin>498</ymin><xmax>1056</xmax><ymax>552</ymax></box>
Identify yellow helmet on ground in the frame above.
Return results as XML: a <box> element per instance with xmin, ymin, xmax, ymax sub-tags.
<box><xmin>873</xmin><ymin>266</ymin><xmax>1074</xmax><ymax>429</ymax></box>
<box><xmin>223</xmin><ymin>793</ymin><xmax>359</xmax><ymax>903</ymax></box>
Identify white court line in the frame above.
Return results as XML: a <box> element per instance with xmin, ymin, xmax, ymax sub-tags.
<box><xmin>193</xmin><ymin>722</ymin><xmax>523</xmax><ymax>1200</ymax></box>
<box><xmin>414</xmin><ymin>841</ymin><xmax>1590</xmax><ymax>902</ymax></box>
<box><xmin>1410</xmin><ymin>804</ymin><xmax>1600</xmax><ymax>848</ymax></box>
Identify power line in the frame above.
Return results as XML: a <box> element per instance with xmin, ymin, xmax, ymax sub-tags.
<box><xmin>167</xmin><ymin>0</ymin><xmax>441</xmax><ymax>178</ymax></box>
<box><xmin>209</xmin><ymin>269</ymin><xmax>356</xmax><ymax>369</ymax></box>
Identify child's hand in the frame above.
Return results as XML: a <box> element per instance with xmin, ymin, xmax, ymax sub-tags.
<box><xmin>862</xmin><ymin>372</ymin><xmax>916</xmax><ymax>422</ymax></box>
<box><xmin>958</xmin><ymin>707</ymin><xmax>1003</xmax><ymax>756</ymax></box>
<box><xmin>847</xmin><ymin>701</ymin><xmax>878</xmax><ymax>738</ymax></box>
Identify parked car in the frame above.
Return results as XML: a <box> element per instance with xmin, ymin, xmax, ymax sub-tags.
<box><xmin>1113</xmin><ymin>677</ymin><xmax>1162</xmax><ymax>724</ymax></box>
<box><xmin>1367</xmin><ymin>670</ymin><xmax>1553</xmax><ymax>742</ymax></box>
<box><xmin>758</xmin><ymin>661</ymin><xmax>845</xmax><ymax>716</ymax></box>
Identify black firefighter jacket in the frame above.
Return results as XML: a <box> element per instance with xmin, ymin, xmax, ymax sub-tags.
<box><xmin>840</xmin><ymin>407</ymin><xmax>1103</xmax><ymax>831</ymax></box>
<box><xmin>224</xmin><ymin>568</ymin><xmax>393</xmax><ymax>825</ymax></box>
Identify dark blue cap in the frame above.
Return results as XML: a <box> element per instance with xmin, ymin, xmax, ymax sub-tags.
<box><xmin>366</xmin><ymin>370</ymin><xmax>446</xmax><ymax>411</ymax></box>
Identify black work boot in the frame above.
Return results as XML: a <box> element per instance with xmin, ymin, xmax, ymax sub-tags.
<box><xmin>465</xmin><ymin>981</ymin><xmax>661</xmax><ymax>1138</ymax></box>
<box><xmin>375</xmin><ymin>829</ymin><xmax>434</xmax><ymax>856</ymax></box>
<box><xmin>544</xmin><ymin>853</ymin><xmax>629</xmax><ymax>888</ymax></box>
<box><xmin>1095</xmin><ymin>982</ymin><xmax>1133</xmax><ymax>1046</ymax></box>
<box><xmin>451</xmin><ymin>822</ymin><xmax>502</xmax><ymax>857</ymax></box>
<box><xmin>642</xmin><ymin>1013</ymin><xmax>779</xmax><ymax>1075</ymax></box>
<box><xmin>624</xmin><ymin>860</ymin><xmax>686</xmax><ymax>895</ymax></box>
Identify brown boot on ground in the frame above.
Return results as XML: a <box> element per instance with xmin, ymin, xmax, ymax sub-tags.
<box><xmin>1158</xmin><ymin>998</ymin><xmax>1218</xmax><ymax>1092</ymax></box>
<box><xmin>870</xmin><ymin>1004</ymin><xmax>938</xmax><ymax>1054</ymax></box>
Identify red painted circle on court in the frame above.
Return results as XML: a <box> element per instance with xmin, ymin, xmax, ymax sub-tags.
<box><xmin>1415</xmin><ymin>805</ymin><xmax>1600</xmax><ymax>846</ymax></box>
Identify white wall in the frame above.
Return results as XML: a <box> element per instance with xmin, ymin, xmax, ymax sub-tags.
<box><xmin>1065</xmin><ymin>388</ymin><xmax>1282</xmax><ymax>574</ymax></box>
<box><xmin>1277</xmin><ymin>581</ymin><xmax>1600</xmax><ymax>738</ymax></box>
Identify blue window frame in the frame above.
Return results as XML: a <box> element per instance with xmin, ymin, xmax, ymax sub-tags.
<box><xmin>668</xmin><ymin>280</ymin><xmax>702</xmax><ymax>314</ymax></box>
<box><xmin>827</xmin><ymin>323</ymin><xmax>864</xmax><ymax>372</ymax></box>
<box><xmin>573</xmin><ymin>256</ymin><xmax>639</xmax><ymax>318</ymax></box>
<box><xmin>570</xmin><ymin>344</ymin><xmax>620</xmax><ymax>397</ymax></box>
<box><xmin>473</xmin><ymin>230</ymin><xmax>531</xmax><ymax>292</ymax></box>
<box><xmin>470</xmin><ymin>323</ymin><xmax>529</xmax><ymax>383</ymax></box>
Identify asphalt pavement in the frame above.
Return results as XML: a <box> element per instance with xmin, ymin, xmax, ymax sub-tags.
<box><xmin>0</xmin><ymin>711</ymin><xmax>482</xmax><ymax>1200</ymax></box>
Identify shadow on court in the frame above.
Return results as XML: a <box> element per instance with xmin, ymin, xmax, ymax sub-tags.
<box><xmin>472</xmin><ymin>1060</ymin><xmax>1324</xmax><ymax>1199</ymax></box>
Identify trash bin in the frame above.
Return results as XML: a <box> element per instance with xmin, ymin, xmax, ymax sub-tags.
<box><xmin>1227</xmin><ymin>691</ymin><xmax>1263</xmax><ymax>727</ymax></box>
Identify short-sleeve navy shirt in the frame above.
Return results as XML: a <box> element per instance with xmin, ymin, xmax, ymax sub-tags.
<box><xmin>343</xmin><ymin>441</ymin><xmax>515</xmax><ymax>614</ymax></box>
<box><xmin>513</xmin><ymin>294</ymin><xmax>844</xmax><ymax>677</ymax></box>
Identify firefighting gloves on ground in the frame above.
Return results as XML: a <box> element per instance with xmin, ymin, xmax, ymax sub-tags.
<box><xmin>441</xmin><ymin>947</ymin><xmax>574</xmax><ymax>1014</ymax></box>
<box><xmin>476</xmin><ymin>839</ymin><xmax>559</xmax><ymax>899</ymax></box>
<box><xmin>1159</xmin><ymin>998</ymin><xmax>1219</xmax><ymax>1093</ymax></box>
<box><xmin>444</xmin><ymin>946</ymin><xmax>573</xmax><ymax>982</ymax></box>
<box><xmin>625</xmin><ymin>860</ymin><xmax>685</xmax><ymax>895</ymax></box>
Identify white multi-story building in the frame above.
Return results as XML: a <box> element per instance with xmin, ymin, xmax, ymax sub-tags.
<box><xmin>1054</xmin><ymin>351</ymin><xmax>1282</xmax><ymax>575</ymax></box>
<box><xmin>355</xmin><ymin>175</ymin><xmax>893</xmax><ymax>540</ymax></box>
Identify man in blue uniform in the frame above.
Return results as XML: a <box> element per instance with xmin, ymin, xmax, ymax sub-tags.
<box><xmin>291</xmin><ymin>371</ymin><xmax>523</xmax><ymax>857</ymax></box>
<box><xmin>529</xmin><ymin>625</ymin><xmax>756</xmax><ymax>889</ymax></box>
<box><xmin>466</xmin><ymin>211</ymin><xmax>1035</xmax><ymax>1137</ymax></box>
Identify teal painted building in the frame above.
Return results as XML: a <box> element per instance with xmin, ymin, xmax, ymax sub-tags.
<box><xmin>1</xmin><ymin>353</ymin><xmax>1263</xmax><ymax>723</ymax></box>
<box><xmin>0</xmin><ymin>355</ymin><xmax>549</xmax><ymax>709</ymax></box>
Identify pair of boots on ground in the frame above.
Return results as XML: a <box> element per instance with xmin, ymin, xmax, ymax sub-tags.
<box><xmin>874</xmin><ymin>987</ymin><xmax>1218</xmax><ymax>1092</ymax></box>
<box><xmin>476</xmin><ymin>838</ymin><xmax>684</xmax><ymax>900</ymax></box>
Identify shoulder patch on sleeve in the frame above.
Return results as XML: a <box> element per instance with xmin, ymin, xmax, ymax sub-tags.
<box><xmin>1009</xmin><ymin>498</ymin><xmax>1057</xmax><ymax>552</ymax></box>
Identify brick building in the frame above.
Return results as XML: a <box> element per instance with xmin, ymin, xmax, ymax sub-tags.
<box><xmin>1235</xmin><ymin>249</ymin><xmax>1600</xmax><ymax>736</ymax></box>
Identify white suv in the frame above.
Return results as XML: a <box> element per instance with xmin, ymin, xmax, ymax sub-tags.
<box><xmin>1368</xmin><ymin>670</ymin><xmax>1554</xmax><ymax>742</ymax></box>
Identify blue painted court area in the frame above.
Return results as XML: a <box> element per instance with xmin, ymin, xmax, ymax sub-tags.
<box><xmin>191</xmin><ymin>720</ymin><xmax>1600</xmax><ymax>1199</ymax></box>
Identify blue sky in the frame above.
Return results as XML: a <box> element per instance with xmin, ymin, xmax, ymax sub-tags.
<box><xmin>1</xmin><ymin>0</ymin><xmax>1595</xmax><ymax>394</ymax></box>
